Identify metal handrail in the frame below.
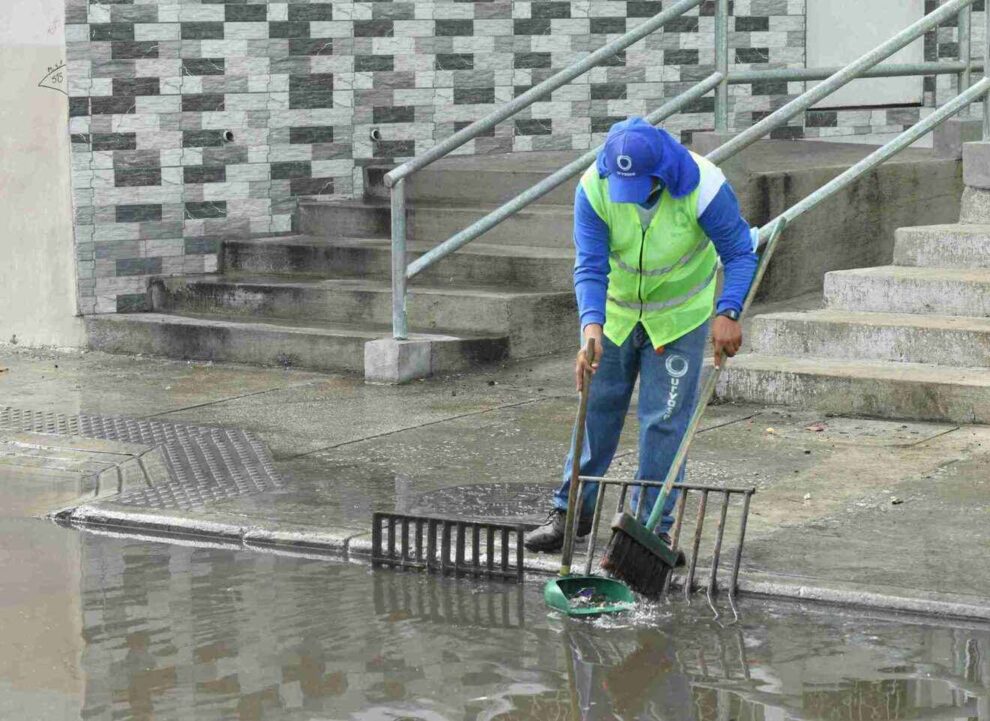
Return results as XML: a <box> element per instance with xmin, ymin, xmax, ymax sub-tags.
<box><xmin>757</xmin><ymin>78</ymin><xmax>990</xmax><ymax>247</ymax></box>
<box><xmin>383</xmin><ymin>0</ymin><xmax>705</xmax><ymax>189</ymax></box>
<box><xmin>729</xmin><ymin>61</ymin><xmax>984</xmax><ymax>84</ymax></box>
<box><xmin>388</xmin><ymin>0</ymin><xmax>987</xmax><ymax>340</ymax></box>
<box><xmin>405</xmin><ymin>73</ymin><xmax>725</xmax><ymax>280</ymax></box>
<box><xmin>708</xmin><ymin>0</ymin><xmax>976</xmax><ymax>164</ymax></box>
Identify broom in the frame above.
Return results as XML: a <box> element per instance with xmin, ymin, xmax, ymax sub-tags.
<box><xmin>600</xmin><ymin>218</ymin><xmax>787</xmax><ymax>597</ymax></box>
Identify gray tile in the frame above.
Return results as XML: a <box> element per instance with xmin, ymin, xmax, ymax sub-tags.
<box><xmin>92</xmin><ymin>133</ymin><xmax>137</xmax><ymax>151</ymax></box>
<box><xmin>353</xmin><ymin>20</ymin><xmax>393</xmax><ymax>37</ymax></box>
<box><xmin>113</xmin><ymin>150</ymin><xmax>161</xmax><ymax>169</ymax></box>
<box><xmin>287</xmin><ymin>4</ymin><xmax>332</xmax><ymax>22</ymax></box>
<box><xmin>184</xmin><ymin>201</ymin><xmax>227</xmax><ymax>219</ymax></box>
<box><xmin>288</xmin><ymin>38</ymin><xmax>333</xmax><ymax>56</ymax></box>
<box><xmin>269</xmin><ymin>21</ymin><xmax>310</xmax><ymax>39</ymax></box>
<box><xmin>91</xmin><ymin>97</ymin><xmax>136</xmax><ymax>114</ymax></box>
<box><xmin>270</xmin><ymin>161</ymin><xmax>311</xmax><ymax>180</ymax></box>
<box><xmin>116</xmin><ymin>257</ymin><xmax>163</xmax><ymax>276</ymax></box>
<box><xmin>289</xmin><ymin>126</ymin><xmax>334</xmax><ymax>144</ymax></box>
<box><xmin>115</xmin><ymin>168</ymin><xmax>162</xmax><ymax>187</ymax></box>
<box><xmin>115</xmin><ymin>204</ymin><xmax>162</xmax><ymax>223</ymax></box>
<box><xmin>289</xmin><ymin>177</ymin><xmax>333</xmax><ymax>196</ymax></box>
<box><xmin>181</xmin><ymin>94</ymin><xmax>225</xmax><ymax>112</ymax></box>
<box><xmin>182</xmin><ymin>130</ymin><xmax>226</xmax><ymax>148</ymax></box>
<box><xmin>112</xmin><ymin>77</ymin><xmax>161</xmax><ymax>96</ymax></box>
<box><xmin>181</xmin><ymin>58</ymin><xmax>225</xmax><ymax>76</ymax></box>
<box><xmin>111</xmin><ymin>42</ymin><xmax>160</xmax><ymax>60</ymax></box>
<box><xmin>180</xmin><ymin>23</ymin><xmax>224</xmax><ymax>40</ymax></box>
<box><xmin>138</xmin><ymin>221</ymin><xmax>184</xmax><ymax>240</ymax></box>
<box><xmin>90</xmin><ymin>24</ymin><xmax>134</xmax><ymax>42</ymax></box>
<box><xmin>225</xmin><ymin>5</ymin><xmax>267</xmax><ymax>22</ymax></box>
<box><xmin>183</xmin><ymin>166</ymin><xmax>226</xmax><ymax>184</ymax></box>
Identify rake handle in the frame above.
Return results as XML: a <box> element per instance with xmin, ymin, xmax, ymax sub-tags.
<box><xmin>560</xmin><ymin>338</ymin><xmax>595</xmax><ymax>576</ymax></box>
<box><xmin>644</xmin><ymin>219</ymin><xmax>787</xmax><ymax>532</ymax></box>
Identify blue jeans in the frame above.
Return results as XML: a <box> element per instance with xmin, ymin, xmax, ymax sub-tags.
<box><xmin>553</xmin><ymin>320</ymin><xmax>709</xmax><ymax>535</ymax></box>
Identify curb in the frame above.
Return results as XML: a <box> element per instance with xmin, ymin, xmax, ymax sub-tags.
<box><xmin>59</xmin><ymin>503</ymin><xmax>990</xmax><ymax>623</ymax></box>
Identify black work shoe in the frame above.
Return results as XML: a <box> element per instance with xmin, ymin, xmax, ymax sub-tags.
<box><xmin>524</xmin><ymin>509</ymin><xmax>593</xmax><ymax>553</ymax></box>
<box><xmin>659</xmin><ymin>533</ymin><xmax>687</xmax><ymax>568</ymax></box>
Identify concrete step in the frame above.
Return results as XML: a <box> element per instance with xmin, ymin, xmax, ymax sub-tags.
<box><xmin>151</xmin><ymin>275</ymin><xmax>577</xmax><ymax>357</ymax></box>
<box><xmin>85</xmin><ymin>313</ymin><xmax>508</xmax><ymax>374</ymax></box>
<box><xmin>365</xmin><ymin>152</ymin><xmax>585</xmax><ymax>206</ymax></box>
<box><xmin>296</xmin><ymin>199</ymin><xmax>573</xmax><ymax>248</ymax></box>
<box><xmin>223</xmin><ymin>235</ymin><xmax>575</xmax><ymax>292</ymax></box>
<box><xmin>717</xmin><ymin>354</ymin><xmax>990</xmax><ymax>424</ymax></box>
<box><xmin>893</xmin><ymin>224</ymin><xmax>990</xmax><ymax>268</ymax></box>
<box><xmin>959</xmin><ymin>186</ymin><xmax>990</xmax><ymax>224</ymax></box>
<box><xmin>824</xmin><ymin>266</ymin><xmax>990</xmax><ymax>317</ymax></box>
<box><xmin>752</xmin><ymin>310</ymin><xmax>990</xmax><ymax>367</ymax></box>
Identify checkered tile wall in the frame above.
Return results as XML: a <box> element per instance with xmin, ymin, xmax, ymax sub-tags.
<box><xmin>64</xmin><ymin>0</ymin><xmax>978</xmax><ymax>314</ymax></box>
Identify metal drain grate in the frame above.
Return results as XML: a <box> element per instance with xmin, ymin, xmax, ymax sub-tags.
<box><xmin>0</xmin><ymin>407</ymin><xmax>283</xmax><ymax>511</ymax></box>
<box><xmin>372</xmin><ymin>512</ymin><xmax>525</xmax><ymax>582</ymax></box>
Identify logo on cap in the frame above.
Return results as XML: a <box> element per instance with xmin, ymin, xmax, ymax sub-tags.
<box><xmin>616</xmin><ymin>154</ymin><xmax>634</xmax><ymax>173</ymax></box>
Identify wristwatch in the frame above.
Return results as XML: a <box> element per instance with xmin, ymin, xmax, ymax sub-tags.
<box><xmin>717</xmin><ymin>308</ymin><xmax>740</xmax><ymax>321</ymax></box>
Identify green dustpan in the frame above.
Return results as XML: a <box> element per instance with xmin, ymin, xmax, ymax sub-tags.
<box><xmin>544</xmin><ymin>574</ymin><xmax>636</xmax><ymax>617</ymax></box>
<box><xmin>543</xmin><ymin>339</ymin><xmax>636</xmax><ymax>618</ymax></box>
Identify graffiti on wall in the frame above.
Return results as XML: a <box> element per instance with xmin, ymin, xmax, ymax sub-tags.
<box><xmin>38</xmin><ymin>60</ymin><xmax>66</xmax><ymax>95</ymax></box>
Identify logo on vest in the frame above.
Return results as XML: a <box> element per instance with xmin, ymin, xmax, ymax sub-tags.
<box><xmin>616</xmin><ymin>154</ymin><xmax>634</xmax><ymax>175</ymax></box>
<box><xmin>673</xmin><ymin>206</ymin><xmax>692</xmax><ymax>229</ymax></box>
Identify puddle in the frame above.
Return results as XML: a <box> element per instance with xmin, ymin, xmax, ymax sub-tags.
<box><xmin>0</xmin><ymin>510</ymin><xmax>987</xmax><ymax>721</ymax></box>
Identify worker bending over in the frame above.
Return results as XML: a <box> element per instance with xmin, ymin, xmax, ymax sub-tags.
<box><xmin>525</xmin><ymin>117</ymin><xmax>758</xmax><ymax>553</ymax></box>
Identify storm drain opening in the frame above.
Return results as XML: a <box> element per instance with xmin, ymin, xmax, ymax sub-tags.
<box><xmin>371</xmin><ymin>513</ymin><xmax>525</xmax><ymax>582</ymax></box>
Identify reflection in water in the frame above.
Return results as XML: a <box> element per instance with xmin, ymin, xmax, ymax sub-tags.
<box><xmin>50</xmin><ymin>532</ymin><xmax>990</xmax><ymax>720</ymax></box>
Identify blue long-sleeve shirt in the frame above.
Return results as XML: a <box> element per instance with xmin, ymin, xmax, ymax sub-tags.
<box><xmin>573</xmin><ymin>168</ymin><xmax>758</xmax><ymax>330</ymax></box>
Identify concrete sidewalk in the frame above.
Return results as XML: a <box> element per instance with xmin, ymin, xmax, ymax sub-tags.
<box><xmin>1</xmin><ymin>341</ymin><xmax>988</xmax><ymax>619</ymax></box>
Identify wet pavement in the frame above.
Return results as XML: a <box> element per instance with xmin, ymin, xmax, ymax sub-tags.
<box><xmin>1</xmin><ymin>340</ymin><xmax>989</xmax><ymax>619</ymax></box>
<box><xmin>2</xmin><ymin>464</ymin><xmax>990</xmax><ymax>721</ymax></box>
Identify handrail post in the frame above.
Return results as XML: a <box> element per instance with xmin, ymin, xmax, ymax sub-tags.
<box><xmin>391</xmin><ymin>179</ymin><xmax>408</xmax><ymax>340</ymax></box>
<box><xmin>714</xmin><ymin>0</ymin><xmax>730</xmax><ymax>133</ymax></box>
<box><xmin>958</xmin><ymin>5</ymin><xmax>972</xmax><ymax>98</ymax></box>
<box><xmin>985</xmin><ymin>2</ymin><xmax>990</xmax><ymax>140</ymax></box>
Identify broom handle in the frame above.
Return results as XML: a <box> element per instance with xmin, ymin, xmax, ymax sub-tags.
<box><xmin>560</xmin><ymin>338</ymin><xmax>596</xmax><ymax>576</ymax></box>
<box><xmin>645</xmin><ymin>218</ymin><xmax>787</xmax><ymax>532</ymax></box>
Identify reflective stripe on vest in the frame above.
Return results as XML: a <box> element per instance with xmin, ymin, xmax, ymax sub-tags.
<box><xmin>607</xmin><ymin>263</ymin><xmax>718</xmax><ymax>313</ymax></box>
<box><xmin>607</xmin><ymin>232</ymin><xmax>710</xmax><ymax>277</ymax></box>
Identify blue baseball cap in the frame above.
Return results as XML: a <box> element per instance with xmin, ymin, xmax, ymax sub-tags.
<box><xmin>601</xmin><ymin>117</ymin><xmax>664</xmax><ymax>204</ymax></box>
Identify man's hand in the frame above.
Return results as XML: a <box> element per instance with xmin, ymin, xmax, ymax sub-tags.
<box><xmin>576</xmin><ymin>323</ymin><xmax>603</xmax><ymax>391</ymax></box>
<box><xmin>712</xmin><ymin>315</ymin><xmax>742</xmax><ymax>369</ymax></box>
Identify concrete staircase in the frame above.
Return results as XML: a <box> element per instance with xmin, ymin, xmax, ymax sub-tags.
<box><xmin>719</xmin><ymin>150</ymin><xmax>990</xmax><ymax>424</ymax></box>
<box><xmin>86</xmin><ymin>159</ymin><xmax>581</xmax><ymax>376</ymax></box>
<box><xmin>85</xmin><ymin>141</ymin><xmax>964</xmax><ymax>382</ymax></box>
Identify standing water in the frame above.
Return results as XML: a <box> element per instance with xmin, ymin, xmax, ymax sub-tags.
<box><xmin>0</xmin><ymin>470</ymin><xmax>988</xmax><ymax>720</ymax></box>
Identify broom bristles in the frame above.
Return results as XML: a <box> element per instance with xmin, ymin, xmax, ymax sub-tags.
<box><xmin>601</xmin><ymin>529</ymin><xmax>672</xmax><ymax>598</ymax></box>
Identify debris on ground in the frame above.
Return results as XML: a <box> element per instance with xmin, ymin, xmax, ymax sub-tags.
<box><xmin>891</xmin><ymin>497</ymin><xmax>904</xmax><ymax>505</ymax></box>
<box><xmin>569</xmin><ymin>587</ymin><xmax>613</xmax><ymax>609</ymax></box>
<box><xmin>805</xmin><ymin>421</ymin><xmax>828</xmax><ymax>432</ymax></box>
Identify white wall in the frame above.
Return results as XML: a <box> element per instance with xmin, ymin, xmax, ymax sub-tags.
<box><xmin>0</xmin><ymin>0</ymin><xmax>84</xmax><ymax>347</ymax></box>
<box><xmin>808</xmin><ymin>0</ymin><xmax>925</xmax><ymax>109</ymax></box>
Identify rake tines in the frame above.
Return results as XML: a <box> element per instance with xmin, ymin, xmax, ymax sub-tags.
<box><xmin>576</xmin><ymin>476</ymin><xmax>755</xmax><ymax>605</ymax></box>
